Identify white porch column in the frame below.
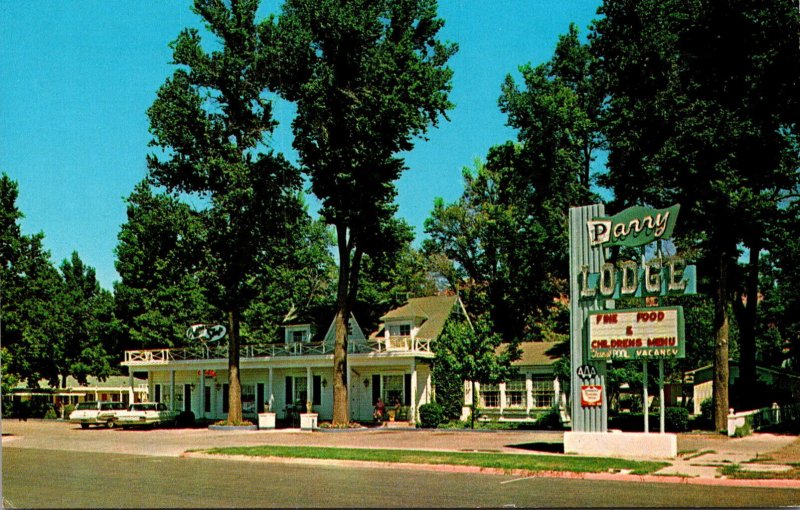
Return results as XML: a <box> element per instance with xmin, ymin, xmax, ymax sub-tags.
<box><xmin>170</xmin><ymin>370</ymin><xmax>176</xmax><ymax>411</ymax></box>
<box><xmin>127</xmin><ymin>368</ymin><xmax>135</xmax><ymax>404</ymax></box>
<box><xmin>200</xmin><ymin>370</ymin><xmax>206</xmax><ymax>417</ymax></box>
<box><xmin>425</xmin><ymin>370</ymin><xmax>432</xmax><ymax>405</ymax></box>
<box><xmin>526</xmin><ymin>374</ymin><xmax>533</xmax><ymax>416</ymax></box>
<box><xmin>306</xmin><ymin>366</ymin><xmax>313</xmax><ymax>409</ymax></box>
<box><xmin>410</xmin><ymin>360</ymin><xmax>418</xmax><ymax>422</ymax></box>
<box><xmin>268</xmin><ymin>367</ymin><xmax>274</xmax><ymax>411</ymax></box>
<box><xmin>552</xmin><ymin>375</ymin><xmax>560</xmax><ymax>408</ymax></box>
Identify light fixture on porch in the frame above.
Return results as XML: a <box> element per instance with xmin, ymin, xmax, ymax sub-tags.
<box><xmin>363</xmin><ymin>378</ymin><xmax>369</xmax><ymax>388</ymax></box>
<box><xmin>215</xmin><ymin>382</ymin><xmax>222</xmax><ymax>391</ymax></box>
<box><xmin>322</xmin><ymin>378</ymin><xmax>327</xmax><ymax>389</ymax></box>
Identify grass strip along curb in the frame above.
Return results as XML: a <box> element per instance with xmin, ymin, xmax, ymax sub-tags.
<box><xmin>201</xmin><ymin>445</ymin><xmax>668</xmax><ymax>475</ymax></box>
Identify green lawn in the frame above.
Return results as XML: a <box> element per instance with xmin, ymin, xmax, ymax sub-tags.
<box><xmin>201</xmin><ymin>445</ymin><xmax>668</xmax><ymax>475</ymax></box>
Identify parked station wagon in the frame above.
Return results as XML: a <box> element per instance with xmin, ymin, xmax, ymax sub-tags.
<box><xmin>117</xmin><ymin>402</ymin><xmax>178</xmax><ymax>429</ymax></box>
<box><xmin>69</xmin><ymin>401</ymin><xmax>127</xmax><ymax>429</ymax></box>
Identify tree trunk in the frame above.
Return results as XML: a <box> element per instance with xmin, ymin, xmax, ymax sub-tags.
<box><xmin>738</xmin><ymin>240</ymin><xmax>760</xmax><ymax>410</ymax></box>
<box><xmin>332</xmin><ymin>224</ymin><xmax>352</xmax><ymax>425</ymax></box>
<box><xmin>226</xmin><ymin>308</ymin><xmax>243</xmax><ymax>425</ymax></box>
<box><xmin>713</xmin><ymin>250</ymin><xmax>730</xmax><ymax>432</ymax></box>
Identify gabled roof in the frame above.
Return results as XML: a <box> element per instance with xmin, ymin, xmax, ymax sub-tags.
<box><xmin>378</xmin><ymin>295</ymin><xmax>460</xmax><ymax>340</ymax></box>
<box><xmin>508</xmin><ymin>342</ymin><xmax>561</xmax><ymax>367</ymax></box>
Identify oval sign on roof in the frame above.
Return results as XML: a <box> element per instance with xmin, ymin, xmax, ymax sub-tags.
<box><xmin>186</xmin><ymin>324</ymin><xmax>227</xmax><ymax>342</ymax></box>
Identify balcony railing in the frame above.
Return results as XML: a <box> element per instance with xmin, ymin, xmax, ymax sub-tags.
<box><xmin>123</xmin><ymin>336</ymin><xmax>433</xmax><ymax>365</ymax></box>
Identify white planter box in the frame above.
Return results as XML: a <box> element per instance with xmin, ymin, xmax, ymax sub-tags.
<box><xmin>300</xmin><ymin>413</ymin><xmax>318</xmax><ymax>430</ymax></box>
<box><xmin>258</xmin><ymin>412</ymin><xmax>276</xmax><ymax>430</ymax></box>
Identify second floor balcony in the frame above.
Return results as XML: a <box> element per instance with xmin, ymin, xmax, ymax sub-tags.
<box><xmin>123</xmin><ymin>336</ymin><xmax>433</xmax><ymax>366</ymax></box>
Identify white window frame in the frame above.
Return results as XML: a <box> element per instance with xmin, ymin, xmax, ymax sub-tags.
<box><xmin>387</xmin><ymin>322</ymin><xmax>412</xmax><ymax>338</ymax></box>
<box><xmin>531</xmin><ymin>376</ymin><xmax>555</xmax><ymax>409</ymax></box>
<box><xmin>285</xmin><ymin>325</ymin><xmax>311</xmax><ymax>344</ymax></box>
<box><xmin>504</xmin><ymin>376</ymin><xmax>527</xmax><ymax>409</ymax></box>
<box><xmin>479</xmin><ymin>383</ymin><xmax>500</xmax><ymax>408</ymax></box>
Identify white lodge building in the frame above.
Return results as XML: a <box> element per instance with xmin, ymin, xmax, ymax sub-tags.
<box><xmin>121</xmin><ymin>295</ymin><xmax>564</xmax><ymax>425</ymax></box>
<box><xmin>122</xmin><ymin>296</ymin><xmax>462</xmax><ymax>423</ymax></box>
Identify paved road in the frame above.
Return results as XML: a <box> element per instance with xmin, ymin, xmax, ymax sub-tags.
<box><xmin>3</xmin><ymin>420</ymin><xmax>800</xmax><ymax>507</ymax></box>
<box><xmin>6</xmin><ymin>448</ymin><xmax>800</xmax><ymax>508</ymax></box>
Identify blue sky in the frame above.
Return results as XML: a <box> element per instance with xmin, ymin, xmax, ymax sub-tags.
<box><xmin>1</xmin><ymin>1</ymin><xmax>601</xmax><ymax>290</ymax></box>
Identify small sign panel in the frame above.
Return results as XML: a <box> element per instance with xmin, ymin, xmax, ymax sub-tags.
<box><xmin>587</xmin><ymin>307</ymin><xmax>685</xmax><ymax>360</ymax></box>
<box><xmin>581</xmin><ymin>385</ymin><xmax>603</xmax><ymax>407</ymax></box>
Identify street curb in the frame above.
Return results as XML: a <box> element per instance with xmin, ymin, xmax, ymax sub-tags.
<box><xmin>182</xmin><ymin>452</ymin><xmax>800</xmax><ymax>489</ymax></box>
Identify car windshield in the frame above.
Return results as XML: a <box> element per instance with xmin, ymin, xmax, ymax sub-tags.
<box><xmin>76</xmin><ymin>402</ymin><xmax>97</xmax><ymax>410</ymax></box>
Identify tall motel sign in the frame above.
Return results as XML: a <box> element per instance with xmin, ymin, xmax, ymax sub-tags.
<box><xmin>568</xmin><ymin>204</ymin><xmax>697</xmax><ymax>437</ymax></box>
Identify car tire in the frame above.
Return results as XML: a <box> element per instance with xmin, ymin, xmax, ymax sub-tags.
<box><xmin>106</xmin><ymin>420</ymin><xmax>115</xmax><ymax>429</ymax></box>
<box><xmin>80</xmin><ymin>423</ymin><xmax>89</xmax><ymax>429</ymax></box>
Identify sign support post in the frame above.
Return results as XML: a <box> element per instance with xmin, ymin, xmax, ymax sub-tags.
<box><xmin>659</xmin><ymin>359</ymin><xmax>665</xmax><ymax>433</ymax></box>
<box><xmin>568</xmin><ymin>204</ymin><xmax>607</xmax><ymax>432</ymax></box>
<box><xmin>643</xmin><ymin>360</ymin><xmax>649</xmax><ymax>433</ymax></box>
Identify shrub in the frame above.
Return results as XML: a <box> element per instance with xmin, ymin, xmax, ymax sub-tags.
<box><xmin>43</xmin><ymin>407</ymin><xmax>57</xmax><ymax>420</ymax></box>
<box><xmin>418</xmin><ymin>402</ymin><xmax>444</xmax><ymax>428</ymax></box>
<box><xmin>733</xmin><ymin>421</ymin><xmax>752</xmax><ymax>438</ymax></box>
<box><xmin>618</xmin><ymin>394</ymin><xmax>642</xmax><ymax>413</ymax></box>
<box><xmin>534</xmin><ymin>409</ymin><xmax>563</xmax><ymax>430</ymax></box>
<box><xmin>176</xmin><ymin>410</ymin><xmax>195</xmax><ymax>427</ymax></box>
<box><xmin>2</xmin><ymin>399</ymin><xmax>13</xmax><ymax>418</ymax></box>
<box><xmin>26</xmin><ymin>397</ymin><xmax>54</xmax><ymax>418</ymax></box>
<box><xmin>700</xmin><ymin>397</ymin><xmax>713</xmax><ymax>422</ymax></box>
<box><xmin>665</xmin><ymin>407</ymin><xmax>689</xmax><ymax>432</ymax></box>
<box><xmin>63</xmin><ymin>404</ymin><xmax>75</xmax><ymax>418</ymax></box>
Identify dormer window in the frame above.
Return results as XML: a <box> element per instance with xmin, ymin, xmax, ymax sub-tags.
<box><xmin>388</xmin><ymin>323</ymin><xmax>411</xmax><ymax>338</ymax></box>
<box><xmin>285</xmin><ymin>325</ymin><xmax>311</xmax><ymax>344</ymax></box>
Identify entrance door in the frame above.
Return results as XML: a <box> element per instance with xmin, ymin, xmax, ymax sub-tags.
<box><xmin>257</xmin><ymin>383</ymin><xmax>265</xmax><ymax>414</ymax></box>
<box><xmin>184</xmin><ymin>384</ymin><xmax>192</xmax><ymax>413</ymax></box>
<box><xmin>204</xmin><ymin>385</ymin><xmax>212</xmax><ymax>418</ymax></box>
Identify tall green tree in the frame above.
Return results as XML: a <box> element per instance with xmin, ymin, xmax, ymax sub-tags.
<box><xmin>434</xmin><ymin>316</ymin><xmax>519</xmax><ymax>428</ymax></box>
<box><xmin>357</xmin><ymin>219</ymin><xmax>439</xmax><ymax>330</ymax></box>
<box><xmin>593</xmin><ymin>0</ymin><xmax>800</xmax><ymax>428</ymax></box>
<box><xmin>115</xmin><ymin>181</ymin><xmax>217</xmax><ymax>350</ymax></box>
<box><xmin>425</xmin><ymin>26</ymin><xmax>598</xmax><ymax>343</ymax></box>
<box><xmin>0</xmin><ymin>174</ymin><xmax>65</xmax><ymax>388</ymax></box>
<box><xmin>146</xmin><ymin>0</ymin><xmax>303</xmax><ymax>424</ymax></box>
<box><xmin>242</xmin><ymin>210</ymin><xmax>336</xmax><ymax>343</ymax></box>
<box><xmin>274</xmin><ymin>0</ymin><xmax>457</xmax><ymax>424</ymax></box>
<box><xmin>54</xmin><ymin>252</ymin><xmax>116</xmax><ymax>387</ymax></box>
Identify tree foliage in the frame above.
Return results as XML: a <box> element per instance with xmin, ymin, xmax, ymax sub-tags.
<box><xmin>425</xmin><ymin>25</ymin><xmax>598</xmax><ymax>343</ymax></box>
<box><xmin>55</xmin><ymin>252</ymin><xmax>117</xmax><ymax>386</ymax></box>
<box><xmin>593</xmin><ymin>0</ymin><xmax>800</xmax><ymax>428</ymax></box>
<box><xmin>434</xmin><ymin>316</ymin><xmax>520</xmax><ymax>428</ymax></box>
<box><xmin>2</xmin><ymin>174</ymin><xmax>116</xmax><ymax>388</ymax></box>
<box><xmin>146</xmin><ymin>0</ymin><xmax>304</xmax><ymax>424</ymax></box>
<box><xmin>274</xmin><ymin>0</ymin><xmax>456</xmax><ymax>424</ymax></box>
<box><xmin>115</xmin><ymin>181</ymin><xmax>218</xmax><ymax>350</ymax></box>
